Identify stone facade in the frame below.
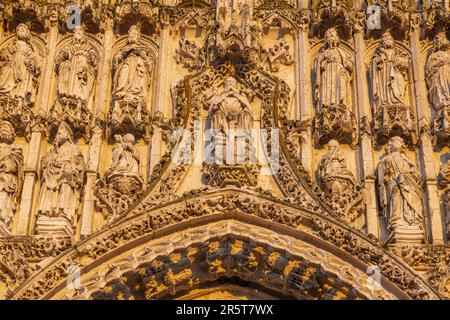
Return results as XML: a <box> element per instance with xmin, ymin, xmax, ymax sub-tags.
<box><xmin>0</xmin><ymin>0</ymin><xmax>449</xmax><ymax>300</ymax></box>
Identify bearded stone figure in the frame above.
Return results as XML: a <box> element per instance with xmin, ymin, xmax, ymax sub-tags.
<box><xmin>376</xmin><ymin>136</ymin><xmax>424</xmax><ymax>243</ymax></box>
<box><xmin>105</xmin><ymin>133</ymin><xmax>143</xmax><ymax>195</ymax></box>
<box><xmin>112</xmin><ymin>25</ymin><xmax>153</xmax><ymax>106</ymax></box>
<box><xmin>36</xmin><ymin>122</ymin><xmax>85</xmax><ymax>237</ymax></box>
<box><xmin>370</xmin><ymin>31</ymin><xmax>409</xmax><ymax>108</ymax></box>
<box><xmin>314</xmin><ymin>28</ymin><xmax>353</xmax><ymax>111</ymax></box>
<box><xmin>55</xmin><ymin>26</ymin><xmax>97</xmax><ymax>105</ymax></box>
<box><xmin>0</xmin><ymin>121</ymin><xmax>23</xmax><ymax>235</ymax></box>
<box><xmin>206</xmin><ymin>77</ymin><xmax>253</xmax><ymax>164</ymax></box>
<box><xmin>425</xmin><ymin>32</ymin><xmax>450</xmax><ymax>111</ymax></box>
<box><xmin>0</xmin><ymin>23</ymin><xmax>40</xmax><ymax>106</ymax></box>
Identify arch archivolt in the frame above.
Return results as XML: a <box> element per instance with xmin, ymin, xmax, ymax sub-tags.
<box><xmin>8</xmin><ymin>188</ymin><xmax>441</xmax><ymax>300</ymax></box>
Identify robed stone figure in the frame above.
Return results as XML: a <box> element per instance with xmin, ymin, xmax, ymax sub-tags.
<box><xmin>206</xmin><ymin>77</ymin><xmax>253</xmax><ymax>164</ymax></box>
<box><xmin>314</xmin><ymin>28</ymin><xmax>353</xmax><ymax>110</ymax></box>
<box><xmin>37</xmin><ymin>122</ymin><xmax>85</xmax><ymax>230</ymax></box>
<box><xmin>0</xmin><ymin>23</ymin><xmax>40</xmax><ymax>106</ymax></box>
<box><xmin>370</xmin><ymin>31</ymin><xmax>409</xmax><ymax>108</ymax></box>
<box><xmin>425</xmin><ymin>32</ymin><xmax>450</xmax><ymax>110</ymax></box>
<box><xmin>376</xmin><ymin>136</ymin><xmax>424</xmax><ymax>243</ymax></box>
<box><xmin>55</xmin><ymin>26</ymin><xmax>97</xmax><ymax>104</ymax></box>
<box><xmin>0</xmin><ymin>121</ymin><xmax>23</xmax><ymax>233</ymax></box>
<box><xmin>112</xmin><ymin>25</ymin><xmax>153</xmax><ymax>106</ymax></box>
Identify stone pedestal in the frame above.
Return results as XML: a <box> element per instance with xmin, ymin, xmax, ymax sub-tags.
<box><xmin>390</xmin><ymin>226</ymin><xmax>424</xmax><ymax>244</ymax></box>
<box><xmin>35</xmin><ymin>216</ymin><xmax>73</xmax><ymax>238</ymax></box>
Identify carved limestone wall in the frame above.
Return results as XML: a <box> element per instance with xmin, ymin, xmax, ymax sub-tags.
<box><xmin>0</xmin><ymin>0</ymin><xmax>449</xmax><ymax>300</ymax></box>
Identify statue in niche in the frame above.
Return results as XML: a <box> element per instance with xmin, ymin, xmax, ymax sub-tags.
<box><xmin>376</xmin><ymin>136</ymin><xmax>424</xmax><ymax>243</ymax></box>
<box><xmin>206</xmin><ymin>77</ymin><xmax>253</xmax><ymax>165</ymax></box>
<box><xmin>36</xmin><ymin>122</ymin><xmax>85</xmax><ymax>236</ymax></box>
<box><xmin>425</xmin><ymin>32</ymin><xmax>450</xmax><ymax>148</ymax></box>
<box><xmin>105</xmin><ymin>134</ymin><xmax>143</xmax><ymax>195</ymax></box>
<box><xmin>425</xmin><ymin>32</ymin><xmax>450</xmax><ymax>111</ymax></box>
<box><xmin>313</xmin><ymin>28</ymin><xmax>356</xmax><ymax>146</ymax></box>
<box><xmin>0</xmin><ymin>23</ymin><xmax>40</xmax><ymax>107</ymax></box>
<box><xmin>216</xmin><ymin>0</ymin><xmax>253</xmax><ymax>46</ymax></box>
<box><xmin>370</xmin><ymin>31</ymin><xmax>416</xmax><ymax>147</ymax></box>
<box><xmin>314</xmin><ymin>28</ymin><xmax>353</xmax><ymax>112</ymax></box>
<box><xmin>112</xmin><ymin>25</ymin><xmax>153</xmax><ymax>109</ymax></box>
<box><xmin>95</xmin><ymin>134</ymin><xmax>143</xmax><ymax>222</ymax></box>
<box><xmin>317</xmin><ymin>140</ymin><xmax>364</xmax><ymax>226</ymax></box>
<box><xmin>110</xmin><ymin>25</ymin><xmax>154</xmax><ymax>138</ymax></box>
<box><xmin>370</xmin><ymin>31</ymin><xmax>409</xmax><ymax>109</ymax></box>
<box><xmin>0</xmin><ymin>121</ymin><xmax>23</xmax><ymax>234</ymax></box>
<box><xmin>55</xmin><ymin>25</ymin><xmax>97</xmax><ymax>107</ymax></box>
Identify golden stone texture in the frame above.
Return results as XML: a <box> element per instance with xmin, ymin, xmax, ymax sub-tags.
<box><xmin>0</xmin><ymin>0</ymin><xmax>449</xmax><ymax>300</ymax></box>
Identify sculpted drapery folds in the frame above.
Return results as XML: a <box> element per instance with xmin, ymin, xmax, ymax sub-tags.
<box><xmin>425</xmin><ymin>32</ymin><xmax>450</xmax><ymax>111</ymax></box>
<box><xmin>376</xmin><ymin>137</ymin><xmax>425</xmax><ymax>243</ymax></box>
<box><xmin>36</xmin><ymin>122</ymin><xmax>85</xmax><ymax>237</ymax></box>
<box><xmin>313</xmin><ymin>28</ymin><xmax>356</xmax><ymax>146</ymax></box>
<box><xmin>94</xmin><ymin>133</ymin><xmax>143</xmax><ymax>222</ymax></box>
<box><xmin>55</xmin><ymin>26</ymin><xmax>97</xmax><ymax>106</ymax></box>
<box><xmin>426</xmin><ymin>32</ymin><xmax>450</xmax><ymax>147</ymax></box>
<box><xmin>314</xmin><ymin>28</ymin><xmax>353</xmax><ymax>112</ymax></box>
<box><xmin>0</xmin><ymin>23</ymin><xmax>40</xmax><ymax>107</ymax></box>
<box><xmin>110</xmin><ymin>25</ymin><xmax>154</xmax><ymax>138</ymax></box>
<box><xmin>370</xmin><ymin>31</ymin><xmax>416</xmax><ymax>147</ymax></box>
<box><xmin>0</xmin><ymin>121</ymin><xmax>23</xmax><ymax>235</ymax></box>
<box><xmin>371</xmin><ymin>31</ymin><xmax>409</xmax><ymax>108</ymax></box>
<box><xmin>112</xmin><ymin>25</ymin><xmax>153</xmax><ymax>106</ymax></box>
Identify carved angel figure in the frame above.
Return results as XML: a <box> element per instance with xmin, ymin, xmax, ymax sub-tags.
<box><xmin>314</xmin><ymin>28</ymin><xmax>353</xmax><ymax>110</ymax></box>
<box><xmin>376</xmin><ymin>136</ymin><xmax>424</xmax><ymax>243</ymax></box>
<box><xmin>0</xmin><ymin>121</ymin><xmax>23</xmax><ymax>232</ymax></box>
<box><xmin>0</xmin><ymin>23</ymin><xmax>40</xmax><ymax>106</ymax></box>
<box><xmin>425</xmin><ymin>32</ymin><xmax>450</xmax><ymax>110</ymax></box>
<box><xmin>55</xmin><ymin>26</ymin><xmax>97</xmax><ymax>104</ymax></box>
<box><xmin>104</xmin><ymin>133</ymin><xmax>143</xmax><ymax>195</ymax></box>
<box><xmin>112</xmin><ymin>25</ymin><xmax>153</xmax><ymax>105</ymax></box>
<box><xmin>370</xmin><ymin>31</ymin><xmax>409</xmax><ymax>108</ymax></box>
<box><xmin>206</xmin><ymin>77</ymin><xmax>253</xmax><ymax>164</ymax></box>
<box><xmin>37</xmin><ymin>122</ymin><xmax>85</xmax><ymax>226</ymax></box>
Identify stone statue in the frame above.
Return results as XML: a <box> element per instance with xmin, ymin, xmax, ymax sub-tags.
<box><xmin>104</xmin><ymin>133</ymin><xmax>143</xmax><ymax>195</ymax></box>
<box><xmin>425</xmin><ymin>32</ymin><xmax>450</xmax><ymax>111</ymax></box>
<box><xmin>112</xmin><ymin>25</ymin><xmax>153</xmax><ymax>107</ymax></box>
<box><xmin>314</xmin><ymin>28</ymin><xmax>353</xmax><ymax>111</ymax></box>
<box><xmin>317</xmin><ymin>139</ymin><xmax>356</xmax><ymax>189</ymax></box>
<box><xmin>376</xmin><ymin>136</ymin><xmax>424</xmax><ymax>243</ymax></box>
<box><xmin>317</xmin><ymin>140</ymin><xmax>364</xmax><ymax>226</ymax></box>
<box><xmin>0</xmin><ymin>121</ymin><xmax>23</xmax><ymax>234</ymax></box>
<box><xmin>36</xmin><ymin>122</ymin><xmax>85</xmax><ymax>236</ymax></box>
<box><xmin>55</xmin><ymin>26</ymin><xmax>97</xmax><ymax>105</ymax></box>
<box><xmin>206</xmin><ymin>77</ymin><xmax>253</xmax><ymax>164</ymax></box>
<box><xmin>216</xmin><ymin>0</ymin><xmax>253</xmax><ymax>47</ymax></box>
<box><xmin>370</xmin><ymin>31</ymin><xmax>409</xmax><ymax>109</ymax></box>
<box><xmin>0</xmin><ymin>23</ymin><xmax>40</xmax><ymax>106</ymax></box>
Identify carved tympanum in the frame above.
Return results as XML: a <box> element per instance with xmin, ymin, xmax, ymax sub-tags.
<box><xmin>0</xmin><ymin>121</ymin><xmax>23</xmax><ymax>236</ymax></box>
<box><xmin>313</xmin><ymin>28</ymin><xmax>356</xmax><ymax>147</ymax></box>
<box><xmin>35</xmin><ymin>122</ymin><xmax>86</xmax><ymax>238</ymax></box>
<box><xmin>316</xmin><ymin>140</ymin><xmax>365</xmax><ymax>228</ymax></box>
<box><xmin>426</xmin><ymin>32</ymin><xmax>450</xmax><ymax>149</ymax></box>
<box><xmin>370</xmin><ymin>31</ymin><xmax>416</xmax><ymax>148</ymax></box>
<box><xmin>376</xmin><ymin>136</ymin><xmax>424</xmax><ymax>244</ymax></box>
<box><xmin>95</xmin><ymin>133</ymin><xmax>143</xmax><ymax>223</ymax></box>
<box><xmin>109</xmin><ymin>25</ymin><xmax>154</xmax><ymax>140</ymax></box>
